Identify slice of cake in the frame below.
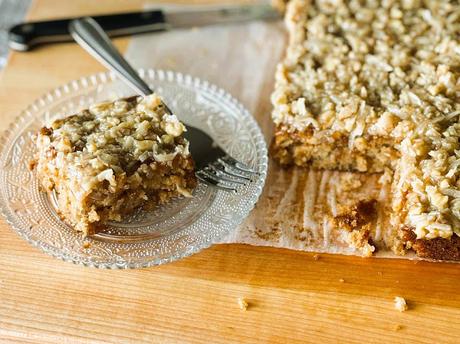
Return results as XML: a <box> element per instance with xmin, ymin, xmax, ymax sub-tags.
<box><xmin>34</xmin><ymin>94</ymin><xmax>196</xmax><ymax>235</ymax></box>
<box><xmin>271</xmin><ymin>0</ymin><xmax>460</xmax><ymax>260</ymax></box>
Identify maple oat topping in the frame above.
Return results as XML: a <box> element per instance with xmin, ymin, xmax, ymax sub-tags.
<box><xmin>272</xmin><ymin>0</ymin><xmax>459</xmax><ymax>145</ymax></box>
<box><xmin>37</xmin><ymin>94</ymin><xmax>190</xmax><ymax>194</ymax></box>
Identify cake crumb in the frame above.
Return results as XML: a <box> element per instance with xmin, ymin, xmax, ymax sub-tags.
<box><xmin>83</xmin><ymin>242</ymin><xmax>91</xmax><ymax>249</ymax></box>
<box><xmin>28</xmin><ymin>160</ymin><xmax>37</xmax><ymax>171</ymax></box>
<box><xmin>165</xmin><ymin>57</ymin><xmax>177</xmax><ymax>68</ymax></box>
<box><xmin>394</xmin><ymin>296</ymin><xmax>408</xmax><ymax>312</ymax></box>
<box><xmin>313</xmin><ymin>254</ymin><xmax>320</xmax><ymax>260</ymax></box>
<box><xmin>339</xmin><ymin>278</ymin><xmax>345</xmax><ymax>283</ymax></box>
<box><xmin>237</xmin><ymin>298</ymin><xmax>249</xmax><ymax>311</ymax></box>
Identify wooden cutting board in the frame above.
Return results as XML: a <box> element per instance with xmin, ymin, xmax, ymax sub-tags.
<box><xmin>0</xmin><ymin>1</ymin><xmax>459</xmax><ymax>343</ymax></box>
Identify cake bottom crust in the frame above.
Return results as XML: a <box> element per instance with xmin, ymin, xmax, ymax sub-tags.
<box><xmin>271</xmin><ymin>127</ymin><xmax>398</xmax><ymax>173</ymax></box>
<box><xmin>402</xmin><ymin>227</ymin><xmax>460</xmax><ymax>261</ymax></box>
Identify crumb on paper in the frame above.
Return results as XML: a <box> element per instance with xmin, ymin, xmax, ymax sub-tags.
<box><xmin>83</xmin><ymin>242</ymin><xmax>91</xmax><ymax>249</ymax></box>
<box><xmin>394</xmin><ymin>297</ymin><xmax>408</xmax><ymax>312</ymax></box>
<box><xmin>394</xmin><ymin>324</ymin><xmax>403</xmax><ymax>331</ymax></box>
<box><xmin>313</xmin><ymin>254</ymin><xmax>320</xmax><ymax>260</ymax></box>
<box><xmin>339</xmin><ymin>278</ymin><xmax>345</xmax><ymax>283</ymax></box>
<box><xmin>237</xmin><ymin>298</ymin><xmax>249</xmax><ymax>311</ymax></box>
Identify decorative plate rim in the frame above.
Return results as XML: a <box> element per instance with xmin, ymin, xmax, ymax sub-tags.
<box><xmin>0</xmin><ymin>68</ymin><xmax>268</xmax><ymax>269</ymax></box>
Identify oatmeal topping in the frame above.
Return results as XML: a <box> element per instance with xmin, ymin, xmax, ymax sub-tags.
<box><xmin>272</xmin><ymin>0</ymin><xmax>460</xmax><ymax>145</ymax></box>
<box><xmin>37</xmin><ymin>94</ymin><xmax>189</xmax><ymax>186</ymax></box>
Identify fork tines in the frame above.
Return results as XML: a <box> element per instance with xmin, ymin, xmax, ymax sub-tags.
<box><xmin>196</xmin><ymin>155</ymin><xmax>258</xmax><ymax>192</ymax></box>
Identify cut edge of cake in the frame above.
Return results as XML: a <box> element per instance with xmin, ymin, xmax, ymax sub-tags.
<box><xmin>271</xmin><ymin>0</ymin><xmax>460</xmax><ymax>261</ymax></box>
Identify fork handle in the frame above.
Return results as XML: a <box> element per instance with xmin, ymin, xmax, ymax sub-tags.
<box><xmin>69</xmin><ymin>17</ymin><xmax>153</xmax><ymax>97</ymax></box>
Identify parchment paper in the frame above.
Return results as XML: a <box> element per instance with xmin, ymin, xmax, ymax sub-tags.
<box><xmin>124</xmin><ymin>2</ymin><xmax>402</xmax><ymax>258</ymax></box>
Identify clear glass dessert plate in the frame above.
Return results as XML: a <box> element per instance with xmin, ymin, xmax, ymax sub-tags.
<box><xmin>0</xmin><ymin>69</ymin><xmax>267</xmax><ymax>268</ymax></box>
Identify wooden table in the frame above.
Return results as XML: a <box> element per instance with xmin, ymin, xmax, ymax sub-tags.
<box><xmin>0</xmin><ymin>1</ymin><xmax>459</xmax><ymax>343</ymax></box>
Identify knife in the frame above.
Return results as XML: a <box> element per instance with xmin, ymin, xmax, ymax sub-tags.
<box><xmin>8</xmin><ymin>4</ymin><xmax>281</xmax><ymax>51</ymax></box>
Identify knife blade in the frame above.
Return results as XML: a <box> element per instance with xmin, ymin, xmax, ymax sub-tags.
<box><xmin>8</xmin><ymin>4</ymin><xmax>281</xmax><ymax>51</ymax></box>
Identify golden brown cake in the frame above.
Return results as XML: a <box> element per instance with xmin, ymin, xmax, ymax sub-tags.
<box><xmin>271</xmin><ymin>0</ymin><xmax>460</xmax><ymax>260</ymax></box>
<box><xmin>34</xmin><ymin>94</ymin><xmax>196</xmax><ymax>235</ymax></box>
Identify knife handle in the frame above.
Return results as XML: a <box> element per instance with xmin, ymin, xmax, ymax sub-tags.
<box><xmin>8</xmin><ymin>10</ymin><xmax>167</xmax><ymax>51</ymax></box>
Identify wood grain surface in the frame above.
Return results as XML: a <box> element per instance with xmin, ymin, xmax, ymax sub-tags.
<box><xmin>0</xmin><ymin>1</ymin><xmax>459</xmax><ymax>343</ymax></box>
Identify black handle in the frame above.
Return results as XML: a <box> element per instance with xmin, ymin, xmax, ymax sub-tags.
<box><xmin>8</xmin><ymin>10</ymin><xmax>167</xmax><ymax>51</ymax></box>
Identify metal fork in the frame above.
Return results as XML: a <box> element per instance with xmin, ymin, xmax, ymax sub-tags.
<box><xmin>69</xmin><ymin>17</ymin><xmax>258</xmax><ymax>192</ymax></box>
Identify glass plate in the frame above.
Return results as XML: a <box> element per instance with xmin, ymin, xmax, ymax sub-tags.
<box><xmin>0</xmin><ymin>69</ymin><xmax>267</xmax><ymax>268</ymax></box>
